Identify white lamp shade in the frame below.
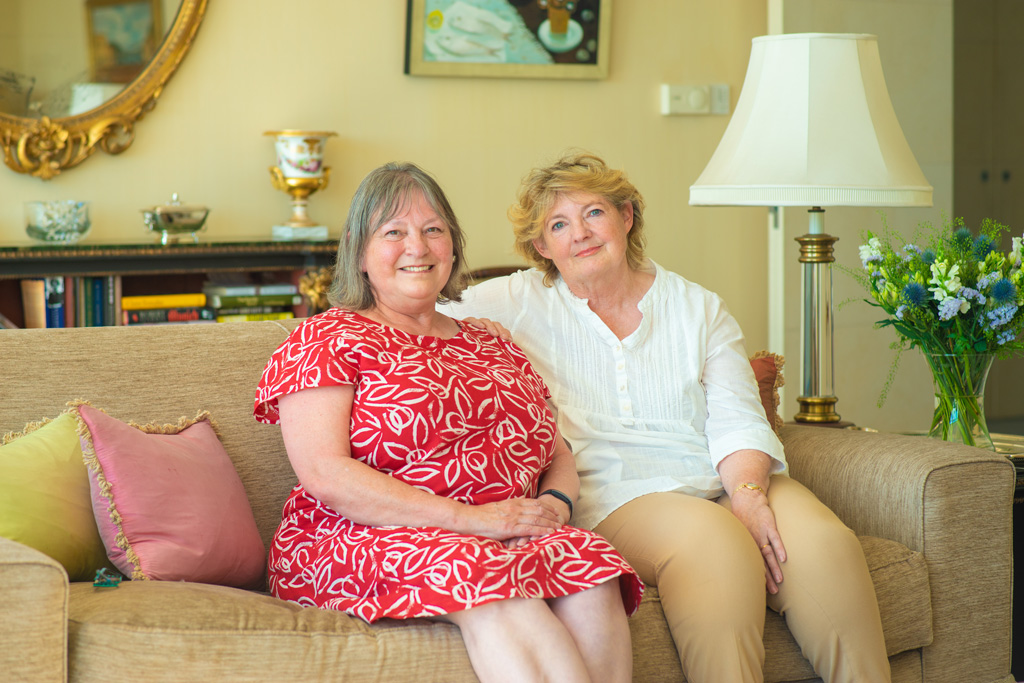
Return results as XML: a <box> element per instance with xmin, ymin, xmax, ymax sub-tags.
<box><xmin>689</xmin><ymin>33</ymin><xmax>933</xmax><ymax>207</ymax></box>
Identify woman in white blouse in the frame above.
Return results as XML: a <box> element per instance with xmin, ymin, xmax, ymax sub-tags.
<box><xmin>441</xmin><ymin>152</ymin><xmax>890</xmax><ymax>683</ymax></box>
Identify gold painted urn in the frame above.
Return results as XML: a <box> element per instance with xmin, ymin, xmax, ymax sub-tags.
<box><xmin>264</xmin><ymin>130</ymin><xmax>336</xmax><ymax>241</ymax></box>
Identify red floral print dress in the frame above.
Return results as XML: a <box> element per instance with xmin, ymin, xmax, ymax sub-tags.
<box><xmin>254</xmin><ymin>309</ymin><xmax>642</xmax><ymax>622</ymax></box>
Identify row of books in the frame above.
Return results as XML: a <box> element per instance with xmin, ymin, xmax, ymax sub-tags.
<box><xmin>20</xmin><ymin>276</ymin><xmax>120</xmax><ymax>329</ymax></box>
<box><xmin>20</xmin><ymin>277</ymin><xmax>303</xmax><ymax>328</ymax></box>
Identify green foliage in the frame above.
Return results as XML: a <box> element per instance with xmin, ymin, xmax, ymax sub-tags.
<box><xmin>848</xmin><ymin>215</ymin><xmax>1024</xmax><ymax>406</ymax></box>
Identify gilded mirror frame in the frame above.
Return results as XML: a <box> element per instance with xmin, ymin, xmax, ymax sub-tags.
<box><xmin>0</xmin><ymin>0</ymin><xmax>208</xmax><ymax>180</ymax></box>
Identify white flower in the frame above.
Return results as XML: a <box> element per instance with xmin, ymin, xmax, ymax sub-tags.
<box><xmin>929</xmin><ymin>261</ymin><xmax>962</xmax><ymax>300</ymax></box>
<box><xmin>1011</xmin><ymin>236</ymin><xmax>1023</xmax><ymax>268</ymax></box>
<box><xmin>859</xmin><ymin>237</ymin><xmax>883</xmax><ymax>268</ymax></box>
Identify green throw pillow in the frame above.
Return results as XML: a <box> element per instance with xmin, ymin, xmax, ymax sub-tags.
<box><xmin>0</xmin><ymin>411</ymin><xmax>111</xmax><ymax>581</ymax></box>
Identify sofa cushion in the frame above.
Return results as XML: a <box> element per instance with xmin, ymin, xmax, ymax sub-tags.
<box><xmin>0</xmin><ymin>411</ymin><xmax>111</xmax><ymax>581</ymax></box>
<box><xmin>61</xmin><ymin>532</ymin><xmax>929</xmax><ymax>683</ymax></box>
<box><xmin>76</xmin><ymin>403</ymin><xmax>266</xmax><ymax>588</ymax></box>
<box><xmin>633</xmin><ymin>533</ymin><xmax>931</xmax><ymax>683</ymax></box>
<box><xmin>764</xmin><ymin>534</ymin><xmax>931</xmax><ymax>682</ymax></box>
<box><xmin>66</xmin><ymin>581</ymin><xmax>479</xmax><ymax>683</ymax></box>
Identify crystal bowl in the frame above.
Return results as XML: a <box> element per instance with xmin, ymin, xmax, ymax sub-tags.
<box><xmin>25</xmin><ymin>200</ymin><xmax>91</xmax><ymax>244</ymax></box>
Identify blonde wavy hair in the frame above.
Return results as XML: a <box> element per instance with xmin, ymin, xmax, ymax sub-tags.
<box><xmin>509</xmin><ymin>152</ymin><xmax>647</xmax><ymax>285</ymax></box>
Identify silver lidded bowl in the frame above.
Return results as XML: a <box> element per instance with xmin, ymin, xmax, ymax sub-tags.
<box><xmin>142</xmin><ymin>193</ymin><xmax>210</xmax><ymax>245</ymax></box>
<box><xmin>25</xmin><ymin>200</ymin><xmax>91</xmax><ymax>244</ymax></box>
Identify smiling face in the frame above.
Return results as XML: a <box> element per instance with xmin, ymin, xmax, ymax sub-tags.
<box><xmin>532</xmin><ymin>191</ymin><xmax>634</xmax><ymax>287</ymax></box>
<box><xmin>361</xmin><ymin>189</ymin><xmax>454</xmax><ymax>314</ymax></box>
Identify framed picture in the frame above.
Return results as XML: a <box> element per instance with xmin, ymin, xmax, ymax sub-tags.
<box><xmin>405</xmin><ymin>0</ymin><xmax>611</xmax><ymax>80</ymax></box>
<box><xmin>85</xmin><ymin>0</ymin><xmax>163</xmax><ymax>84</ymax></box>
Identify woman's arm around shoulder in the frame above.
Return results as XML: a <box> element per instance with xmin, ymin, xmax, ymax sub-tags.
<box><xmin>437</xmin><ymin>270</ymin><xmax>530</xmax><ymax>330</ymax></box>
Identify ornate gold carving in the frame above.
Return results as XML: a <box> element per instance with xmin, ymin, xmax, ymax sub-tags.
<box><xmin>0</xmin><ymin>0</ymin><xmax>207</xmax><ymax>179</ymax></box>
<box><xmin>269</xmin><ymin>168</ymin><xmax>332</xmax><ymax>229</ymax></box>
<box><xmin>299</xmin><ymin>266</ymin><xmax>334</xmax><ymax>315</ymax></box>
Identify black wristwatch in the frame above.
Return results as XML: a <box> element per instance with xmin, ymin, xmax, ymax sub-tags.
<box><xmin>538</xmin><ymin>488</ymin><xmax>573</xmax><ymax>519</ymax></box>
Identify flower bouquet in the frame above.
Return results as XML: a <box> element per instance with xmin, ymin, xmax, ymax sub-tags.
<box><xmin>853</xmin><ymin>217</ymin><xmax>1024</xmax><ymax>449</ymax></box>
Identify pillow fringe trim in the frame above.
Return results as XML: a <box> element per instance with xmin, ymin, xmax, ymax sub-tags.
<box><xmin>1</xmin><ymin>401</ymin><xmax>87</xmax><ymax>444</ymax></box>
<box><xmin>70</xmin><ymin>401</ymin><xmax>219</xmax><ymax>581</ymax></box>
<box><xmin>750</xmin><ymin>351</ymin><xmax>786</xmax><ymax>433</ymax></box>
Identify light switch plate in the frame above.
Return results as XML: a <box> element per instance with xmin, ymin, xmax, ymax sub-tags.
<box><xmin>660</xmin><ymin>83</ymin><xmax>730</xmax><ymax>116</ymax></box>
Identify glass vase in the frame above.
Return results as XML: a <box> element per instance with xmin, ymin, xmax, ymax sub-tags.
<box><xmin>922</xmin><ymin>352</ymin><xmax>995</xmax><ymax>450</ymax></box>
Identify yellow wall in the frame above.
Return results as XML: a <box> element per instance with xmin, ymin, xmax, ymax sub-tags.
<box><xmin>778</xmin><ymin>0</ymin><xmax>954</xmax><ymax>432</ymax></box>
<box><xmin>1</xmin><ymin>0</ymin><xmax>956</xmax><ymax>431</ymax></box>
<box><xmin>0</xmin><ymin>0</ymin><xmax>769</xmax><ymax>346</ymax></box>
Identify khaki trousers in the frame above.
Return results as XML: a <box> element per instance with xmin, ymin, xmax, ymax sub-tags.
<box><xmin>594</xmin><ymin>475</ymin><xmax>890</xmax><ymax>683</ymax></box>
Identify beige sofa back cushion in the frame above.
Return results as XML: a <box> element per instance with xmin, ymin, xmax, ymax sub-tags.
<box><xmin>0</xmin><ymin>320</ymin><xmax>304</xmax><ymax>553</ymax></box>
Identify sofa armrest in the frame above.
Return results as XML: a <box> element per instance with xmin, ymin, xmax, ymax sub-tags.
<box><xmin>780</xmin><ymin>425</ymin><xmax>1014</xmax><ymax>683</ymax></box>
<box><xmin>0</xmin><ymin>535</ymin><xmax>69</xmax><ymax>682</ymax></box>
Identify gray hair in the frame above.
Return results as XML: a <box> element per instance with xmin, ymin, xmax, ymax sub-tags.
<box><xmin>328</xmin><ymin>162</ymin><xmax>469</xmax><ymax>310</ymax></box>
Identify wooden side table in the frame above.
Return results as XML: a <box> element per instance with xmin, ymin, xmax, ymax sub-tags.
<box><xmin>995</xmin><ymin>435</ymin><xmax>1024</xmax><ymax>680</ymax></box>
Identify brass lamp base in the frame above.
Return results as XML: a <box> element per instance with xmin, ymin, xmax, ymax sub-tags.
<box><xmin>792</xmin><ymin>209</ymin><xmax>845</xmax><ymax>425</ymax></box>
<box><xmin>269</xmin><ymin>166</ymin><xmax>331</xmax><ymax>229</ymax></box>
<box><xmin>795</xmin><ymin>395</ymin><xmax>841</xmax><ymax>423</ymax></box>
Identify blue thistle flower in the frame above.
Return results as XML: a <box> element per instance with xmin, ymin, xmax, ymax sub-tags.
<box><xmin>921</xmin><ymin>249</ymin><xmax>937</xmax><ymax>265</ymax></box>
<box><xmin>991</xmin><ymin>278</ymin><xmax>1017</xmax><ymax>304</ymax></box>
<box><xmin>973</xmin><ymin>235</ymin><xmax>996</xmax><ymax>260</ymax></box>
<box><xmin>902</xmin><ymin>282</ymin><xmax>927</xmax><ymax>308</ymax></box>
<box><xmin>951</xmin><ymin>228</ymin><xmax>974</xmax><ymax>250</ymax></box>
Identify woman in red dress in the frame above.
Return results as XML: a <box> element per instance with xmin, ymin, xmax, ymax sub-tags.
<box><xmin>254</xmin><ymin>162</ymin><xmax>642</xmax><ymax>682</ymax></box>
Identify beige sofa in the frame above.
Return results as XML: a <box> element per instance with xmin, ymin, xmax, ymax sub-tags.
<box><xmin>0</xmin><ymin>319</ymin><xmax>1015</xmax><ymax>683</ymax></box>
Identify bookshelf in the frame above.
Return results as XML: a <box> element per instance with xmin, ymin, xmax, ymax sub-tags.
<box><xmin>0</xmin><ymin>241</ymin><xmax>337</xmax><ymax>328</ymax></box>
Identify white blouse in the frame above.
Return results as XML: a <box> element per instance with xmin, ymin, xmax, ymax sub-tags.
<box><xmin>439</xmin><ymin>260</ymin><xmax>787</xmax><ymax>530</ymax></box>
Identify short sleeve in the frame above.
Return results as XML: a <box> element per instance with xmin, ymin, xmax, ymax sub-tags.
<box><xmin>504</xmin><ymin>338</ymin><xmax>552</xmax><ymax>401</ymax></box>
<box><xmin>253</xmin><ymin>314</ymin><xmax>359</xmax><ymax>424</ymax></box>
<box><xmin>459</xmin><ymin>325</ymin><xmax>552</xmax><ymax>402</ymax></box>
<box><xmin>700</xmin><ymin>293</ymin><xmax>787</xmax><ymax>473</ymax></box>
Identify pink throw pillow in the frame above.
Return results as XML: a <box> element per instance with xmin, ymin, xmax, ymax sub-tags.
<box><xmin>76</xmin><ymin>403</ymin><xmax>265</xmax><ymax>588</ymax></box>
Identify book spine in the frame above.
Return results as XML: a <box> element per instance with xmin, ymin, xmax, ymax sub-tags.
<box><xmin>105</xmin><ymin>275</ymin><xmax>120</xmax><ymax>326</ymax></box>
<box><xmin>209</xmin><ymin>294</ymin><xmax>302</xmax><ymax>309</ymax></box>
<box><xmin>123</xmin><ymin>307</ymin><xmax>216</xmax><ymax>325</ymax></box>
<box><xmin>120</xmin><ymin>293</ymin><xmax>207</xmax><ymax>310</ymax></box>
<box><xmin>92</xmin><ymin>277</ymin><xmax>104</xmax><ymax>326</ymax></box>
<box><xmin>73</xmin><ymin>277</ymin><xmax>85</xmax><ymax>328</ymax></box>
<box><xmin>286</xmin><ymin>269</ymin><xmax>310</xmax><ymax>318</ymax></box>
<box><xmin>215</xmin><ymin>312</ymin><xmax>295</xmax><ymax>323</ymax></box>
<box><xmin>201</xmin><ymin>283</ymin><xmax>298</xmax><ymax>297</ymax></box>
<box><xmin>44</xmin><ymin>276</ymin><xmax>65</xmax><ymax>328</ymax></box>
<box><xmin>83</xmin><ymin>277</ymin><xmax>94</xmax><ymax>327</ymax></box>
<box><xmin>20</xmin><ymin>279</ymin><xmax>46</xmax><ymax>329</ymax></box>
<box><xmin>202</xmin><ymin>286</ymin><xmax>259</xmax><ymax>297</ymax></box>
<box><xmin>214</xmin><ymin>306</ymin><xmax>287</xmax><ymax>316</ymax></box>
<box><xmin>124</xmin><ymin>320</ymin><xmax>218</xmax><ymax>326</ymax></box>
<box><xmin>63</xmin><ymin>276</ymin><xmax>75</xmax><ymax>328</ymax></box>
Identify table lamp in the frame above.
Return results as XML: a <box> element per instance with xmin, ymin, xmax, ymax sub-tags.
<box><xmin>689</xmin><ymin>33</ymin><xmax>933</xmax><ymax>424</ymax></box>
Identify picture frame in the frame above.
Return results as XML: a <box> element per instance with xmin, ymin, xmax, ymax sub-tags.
<box><xmin>85</xmin><ymin>0</ymin><xmax>163</xmax><ymax>84</ymax></box>
<box><xmin>405</xmin><ymin>0</ymin><xmax>611</xmax><ymax>80</ymax></box>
